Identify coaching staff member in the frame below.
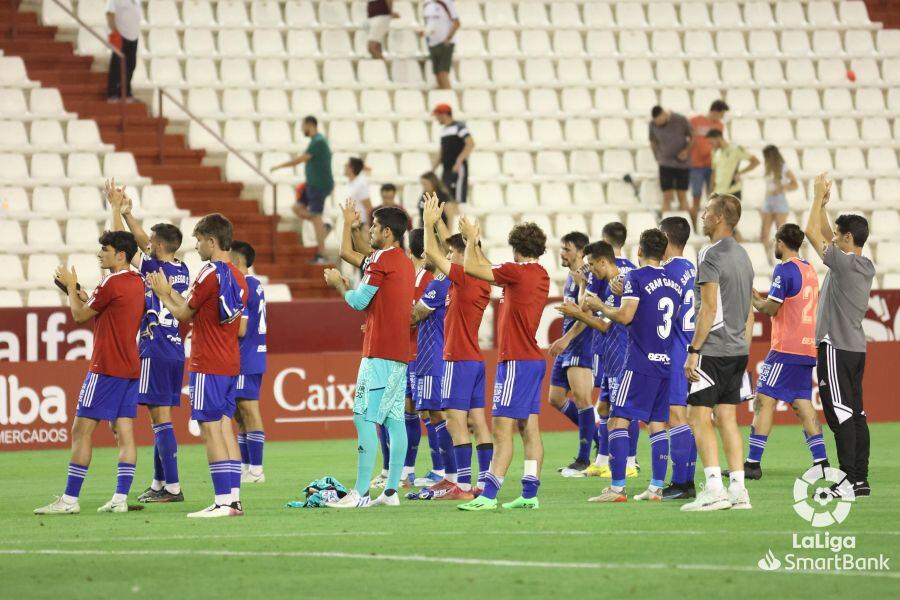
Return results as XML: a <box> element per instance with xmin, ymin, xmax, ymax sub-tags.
<box><xmin>805</xmin><ymin>173</ymin><xmax>875</xmax><ymax>497</ymax></box>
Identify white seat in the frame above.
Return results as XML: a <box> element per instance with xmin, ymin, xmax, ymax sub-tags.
<box><xmin>849</xmin><ymin>58</ymin><xmax>881</xmax><ymax>84</ymax></box>
<box><xmin>0</xmin><ymin>90</ymin><xmax>27</xmax><ymax>118</ymax></box>
<box><xmin>27</xmin><ymin>289</ymin><xmax>63</xmax><ymax>307</ymax></box>
<box><xmin>688</xmin><ymin>59</ymin><xmax>719</xmax><ymax>87</ymax></box>
<box><xmin>0</xmin><ymin>220</ymin><xmax>25</xmax><ymax>251</ymax></box>
<box><xmin>502</xmin><ymin>151</ymin><xmax>533</xmax><ymax>176</ymax></box>
<box><xmin>455</xmin><ymin>1</ymin><xmax>483</xmax><ymax>26</ymax></box>
<box><xmin>360</xmin><ymin>90</ymin><xmax>393</xmax><ymax>115</ymax></box>
<box><xmin>32</xmin><ymin>186</ymin><xmax>67</xmax><ymax>216</ymax></box>
<box><xmin>482</xmin><ymin>215</ymin><xmax>515</xmax><ymax>244</ymax></box>
<box><xmin>396</xmin><ymin>120</ymin><xmax>429</xmax><ymax>145</ymax></box>
<box><xmin>66</xmin><ymin>120</ymin><xmax>107</xmax><ymax>152</ymax></box>
<box><xmin>525</xmin><ymin>59</ymin><xmax>556</xmax><ymax>85</ymax></box>
<box><xmin>877</xmin><ymin>30</ymin><xmax>900</xmax><ymax>54</ymax></box>
<box><xmin>536</xmin><ymin>151</ymin><xmax>567</xmax><ymax>176</ymax></box>
<box><xmin>484</xmin><ymin>1</ymin><xmax>516</xmax><ymax>27</ymax></box>
<box><xmin>362</xmin><ymin>120</ymin><xmax>395</xmax><ymax>145</ymax></box>
<box><xmin>30</xmin><ymin>88</ymin><xmax>68</xmax><ymax>118</ymax></box>
<box><xmin>147</xmin><ymin>0</ymin><xmax>179</xmax><ymax>25</ymax></box>
<box><xmin>0</xmin><ymin>121</ymin><xmax>29</xmax><ymax>151</ymax></box>
<box><xmin>775</xmin><ymin>2</ymin><xmax>806</xmax><ymax>26</ymax></box>
<box><xmin>0</xmin><ymin>187</ymin><xmax>30</xmax><ymax>217</ymax></box>
<box><xmin>265</xmin><ymin>283</ymin><xmax>292</xmax><ymax>303</ymax></box>
<box><xmin>218</xmin><ymin>30</ymin><xmax>251</xmax><ymax>57</ymax></box>
<box><xmin>744</xmin><ymin>2</ymin><xmax>774</xmax><ymax>27</ymax></box>
<box><xmin>557</xmin><ymin>59</ymin><xmax>588</xmax><ymax>85</ymax></box>
<box><xmin>762</xmin><ymin>118</ymin><xmax>793</xmax><ymax>145</ymax></box>
<box><xmin>0</xmin><ymin>290</ymin><xmax>23</xmax><ymax>306</ymax></box>
<box><xmin>0</xmin><ymin>154</ymin><xmax>29</xmax><ymax>184</ymax></box>
<box><xmin>185</xmin><ymin>58</ymin><xmax>218</xmax><ymax>85</ymax></box>
<box><xmin>497</xmin><ymin>120</ymin><xmax>528</xmax><ymax>145</ymax></box>
<box><xmin>620</xmin><ymin>59</ymin><xmax>652</xmax><ymax>86</ymax></box>
<box><xmin>0</xmin><ymin>254</ymin><xmax>25</xmax><ymax>287</ymax></box>
<box><xmin>569</xmin><ymin>151</ymin><xmax>600</xmax><ymax>177</ymax></box>
<box><xmin>834</xmin><ymin>148</ymin><xmax>866</xmax><ymax>172</ymax></box>
<box><xmin>856</xmin><ymin>88</ymin><xmax>885</xmax><ymax>113</ymax></box>
<box><xmin>619</xmin><ymin>31</ymin><xmax>650</xmax><ymax>56</ymax></box>
<box><xmin>597</xmin><ymin>118</ymin><xmax>629</xmax><ymax>145</ymax></box>
<box><xmin>252</xmin><ymin>29</ymin><xmax>286</xmax><ymax>57</ymax></box>
<box><xmin>875</xmin><ymin>243</ymin><xmax>900</xmax><ymax>270</ymax></box>
<box><xmin>550</xmin><ymin>2</ymin><xmax>580</xmax><ymax>27</ymax></box>
<box><xmin>883</xmin><ymin>59</ymin><xmax>900</xmax><ymax>85</ymax></box>
<box><xmin>840</xmin><ymin>1</ymin><xmax>872</xmax><ymax>26</ymax></box>
<box><xmin>494</xmin><ymin>89</ymin><xmax>525</xmax><ymax>114</ymax></box>
<box><xmin>586</xmin><ymin>31</ymin><xmax>617</xmax><ymax>56</ymax></box>
<box><xmin>815</xmin><ymin>58</ymin><xmax>846</xmax><ymax>86</ymax></box>
<box><xmin>328</xmin><ymin>121</ymin><xmax>360</xmax><ymax>146</ymax></box>
<box><xmin>808</xmin><ymin>1</ymin><xmax>838</xmax><ymax>26</ymax></box>
<box><xmin>67</xmin><ymin>253</ymin><xmax>102</xmax><ymax>288</ymax></box>
<box><xmin>680</xmin><ymin>3</ymin><xmax>711</xmax><ymax>27</ymax></box>
<box><xmin>796</xmin><ymin>118</ymin><xmax>827</xmax><ymax>144</ymax></box>
<box><xmin>616</xmin><ymin>2</ymin><xmax>646</xmax><ymax>27</ymax></box>
<box><xmin>68</xmin><ymin>186</ymin><xmax>105</xmax><ymax>218</ymax></box>
<box><xmin>182</xmin><ymin>0</ymin><xmax>215</xmax><ymax>25</ymax></box>
<box><xmin>730</xmin><ymin>119</ymin><xmax>761</xmax><ymax>145</ymax></box>
<box><xmin>721</xmin><ymin>59</ymin><xmax>751</xmax><ymax>86</ymax></box>
<box><xmin>712</xmin><ymin>2</ymin><xmax>743</xmax><ymax>27</ymax></box>
<box><xmin>260</xmin><ymin>120</ymin><xmax>294</xmax><ymax>148</ymax></box>
<box><xmin>65</xmin><ymin>218</ymin><xmax>100</xmax><ymax>251</ymax></box>
<box><xmin>0</xmin><ymin>57</ymin><xmax>33</xmax><ymax>87</ymax></box>
<box><xmin>821</xmin><ymin>88</ymin><xmax>852</xmax><ymax>113</ymax></box>
<box><xmin>558</xmin><ymin>88</ymin><xmax>589</xmax><ymax>114</ymax></box>
<box><xmin>802</xmin><ymin>148</ymin><xmax>833</xmax><ymax>172</ymax></box>
<box><xmin>539</xmin><ymin>182</ymin><xmax>572</xmax><ymax>208</ymax></box>
<box><xmin>505</xmin><ymin>183</ymin><xmax>537</xmax><ymax>210</ymax></box>
<box><xmin>553</xmin><ymin>30</ymin><xmax>584</xmax><ymax>57</ymax></box>
<box><xmin>656</xmin><ymin>59</ymin><xmax>687</xmax><ymax>87</ymax></box>
<box><xmin>829</xmin><ymin>118</ymin><xmax>859</xmax><ymax>144</ymax></box>
<box><xmin>874</xmin><ymin>179</ymin><xmax>900</xmax><ymax>205</ymax></box>
<box><xmin>652</xmin><ymin>31</ymin><xmax>682</xmax><ymax>56</ymax></box>
<box><xmin>684</xmin><ymin>31</ymin><xmax>714</xmax><ymax>56</ymax></box>
<box><xmin>103</xmin><ymin>153</ymin><xmax>143</xmax><ymax>182</ymax></box>
<box><xmin>726</xmin><ymin>88</ymin><xmax>757</xmax><ymax>114</ymax></box>
<box><xmin>325</xmin><ymin>89</ymin><xmax>358</xmax><ymax>115</ymax></box>
<box><xmin>487</xmin><ymin>31</ymin><xmax>518</xmax><ymax>56</ymax></box>
<box><xmin>32</xmin><ymin>153</ymin><xmax>67</xmax><ymax>183</ymax></box>
<box><xmin>564</xmin><ymin>118</ymin><xmax>596</xmax><ymax>145</ymax></box>
<box><xmin>754</xmin><ymin>59</ymin><xmax>784</xmax><ymax>85</ymax></box>
<box><xmin>840</xmin><ymin>179</ymin><xmax>874</xmax><ymax>208</ymax></box>
<box><xmin>602</xmin><ymin>150</ymin><xmax>634</xmax><ymax>175</ymax></box>
<box><xmin>149</xmin><ymin>58</ymin><xmax>183</xmax><ymax>85</ymax></box>
<box><xmin>861</xmin><ymin>118</ymin><xmax>892</xmax><ymax>143</ymax></box>
<box><xmin>357</xmin><ymin>59</ymin><xmax>390</xmax><ymax>85</ymax></box>
<box><xmin>183</xmin><ymin>29</ymin><xmax>215</xmax><ymax>56</ymax></box>
<box><xmin>218</xmin><ymin>0</ymin><xmax>249</xmax><ymax>26</ymax></box>
<box><xmin>716</xmin><ymin>32</ymin><xmax>747</xmax><ymax>57</ymax></box>
<box><xmin>285</xmin><ymin>1</ymin><xmax>316</xmax><ymax>27</ymax></box>
<box><xmin>185</xmin><ymin>89</ymin><xmax>222</xmax><ymax>120</ymax></box>
<box><xmin>321</xmin><ymin>30</ymin><xmax>353</xmax><ymax>57</ymax></box>
<box><xmin>253</xmin><ymin>58</ymin><xmax>286</xmax><ymax>86</ymax></box>
<box><xmin>812</xmin><ymin>31</ymin><xmax>843</xmax><ymax>55</ymax></box>
<box><xmin>399</xmin><ymin>152</ymin><xmax>431</xmax><ymax>176</ymax></box>
<box><xmin>291</xmin><ymin>89</ymin><xmax>323</xmax><ymax>115</ymax></box>
<box><xmin>517</xmin><ymin>2</ymin><xmax>548</xmax><ymax>27</ymax></box>
<box><xmin>492</xmin><ymin>59</ymin><xmax>522</xmax><ymax>85</ymax></box>
<box><xmin>26</xmin><ymin>218</ymin><xmax>64</xmax><ymax>252</ymax></box>
<box><xmin>251</xmin><ymin>1</ymin><xmax>284</xmax><ymax>27</ymax></box>
<box><xmin>595</xmin><ymin>89</ymin><xmax>626</xmax><ymax>116</ymax></box>
<box><xmin>531</xmin><ymin>119</ymin><xmax>562</xmax><ymax>145</ymax></box>
<box><xmin>747</xmin><ymin>31</ymin><xmax>779</xmax><ymax>56</ymax></box>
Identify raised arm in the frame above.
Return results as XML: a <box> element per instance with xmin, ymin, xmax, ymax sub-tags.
<box><xmin>423</xmin><ymin>193</ymin><xmax>451</xmax><ymax>275</ymax></box>
<box><xmin>106</xmin><ymin>179</ymin><xmax>149</xmax><ymax>265</ymax></box>
<box><xmin>804</xmin><ymin>172</ymin><xmax>833</xmax><ymax>260</ymax></box>
<box><xmin>460</xmin><ymin>217</ymin><xmax>495</xmax><ymax>283</ymax></box>
<box><xmin>339</xmin><ymin>198</ymin><xmax>368</xmax><ymax>268</ymax></box>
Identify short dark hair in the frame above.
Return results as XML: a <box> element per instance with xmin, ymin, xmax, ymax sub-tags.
<box><xmin>561</xmin><ymin>231</ymin><xmax>589</xmax><ymax>251</ymax></box>
<box><xmin>150</xmin><ymin>223</ymin><xmax>182</xmax><ymax>253</ymax></box>
<box><xmin>508</xmin><ymin>222</ymin><xmax>547</xmax><ymax>259</ymax></box>
<box><xmin>601</xmin><ymin>222</ymin><xmax>627</xmax><ymax>248</ymax></box>
<box><xmin>835</xmin><ymin>214</ymin><xmax>869</xmax><ymax>247</ymax></box>
<box><xmin>705</xmin><ymin>129</ymin><xmax>723</xmax><ymax>139</ymax></box>
<box><xmin>583</xmin><ymin>241</ymin><xmax>615</xmax><ymax>263</ymax></box>
<box><xmin>639</xmin><ymin>228</ymin><xmax>669</xmax><ymax>261</ymax></box>
<box><xmin>230</xmin><ymin>239</ymin><xmax>256</xmax><ymax>267</ymax></box>
<box><xmin>710</xmin><ymin>100</ymin><xmax>730</xmax><ymax>113</ymax></box>
<box><xmin>372</xmin><ymin>206</ymin><xmax>408</xmax><ymax>243</ymax></box>
<box><xmin>303</xmin><ymin>115</ymin><xmax>317</xmax><ymax>126</ymax></box>
<box><xmin>659</xmin><ymin>216</ymin><xmax>691</xmax><ymax>249</ymax></box>
<box><xmin>651</xmin><ymin>105</ymin><xmax>664</xmax><ymax>118</ymax></box>
<box><xmin>408</xmin><ymin>228</ymin><xmax>424</xmax><ymax>259</ymax></box>
<box><xmin>99</xmin><ymin>230</ymin><xmax>138</xmax><ymax>263</ymax></box>
<box><xmin>194</xmin><ymin>213</ymin><xmax>234</xmax><ymax>250</ymax></box>
<box><xmin>348</xmin><ymin>157</ymin><xmax>364</xmax><ymax>176</ymax></box>
<box><xmin>380</xmin><ymin>183</ymin><xmax>396</xmax><ymax>194</ymax></box>
<box><xmin>774</xmin><ymin>224</ymin><xmax>804</xmax><ymax>251</ymax></box>
<box><xmin>446</xmin><ymin>233</ymin><xmax>466</xmax><ymax>253</ymax></box>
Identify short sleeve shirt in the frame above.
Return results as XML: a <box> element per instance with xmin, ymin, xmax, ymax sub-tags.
<box><xmin>649</xmin><ymin>112</ymin><xmax>693</xmax><ymax>168</ymax></box>
<box><xmin>711</xmin><ymin>144</ymin><xmax>753</xmax><ymax>194</ymax></box>
<box><xmin>345</xmin><ymin>175</ymin><xmax>371</xmax><ymax>223</ymax></box>
<box><xmin>695</xmin><ymin>237</ymin><xmax>754</xmax><ymax>357</ymax></box>
<box><xmin>239</xmin><ymin>275</ymin><xmax>267</xmax><ymax>375</ymax></box>
<box><xmin>423</xmin><ymin>0</ymin><xmax>459</xmax><ymax>47</ymax></box>
<box><xmin>621</xmin><ymin>266</ymin><xmax>683</xmax><ymax>378</ymax></box>
<box><xmin>136</xmin><ymin>253</ymin><xmax>190</xmax><ymax>361</ymax></box>
<box><xmin>816</xmin><ymin>245</ymin><xmax>875</xmax><ymax>352</ymax></box>
<box><xmin>106</xmin><ymin>0</ymin><xmax>142</xmax><ymax>41</ymax></box>
<box><xmin>444</xmin><ymin>263</ymin><xmax>490</xmax><ymax>361</ymax></box>
<box><xmin>304</xmin><ymin>133</ymin><xmax>334</xmax><ymax>193</ymax></box>
<box><xmin>361</xmin><ymin>246</ymin><xmax>416</xmax><ymax>362</ymax></box>
<box><xmin>491</xmin><ymin>261</ymin><xmax>550</xmax><ymax>361</ymax></box>
<box><xmin>85</xmin><ymin>270</ymin><xmax>145</xmax><ymax>378</ymax></box>
<box><xmin>689</xmin><ymin>115</ymin><xmax>724</xmax><ymax>168</ymax></box>
<box><xmin>440</xmin><ymin>121</ymin><xmax>470</xmax><ymax>173</ymax></box>
<box><xmin>410</xmin><ymin>268</ymin><xmax>433</xmax><ymax>361</ymax></box>
<box><xmin>416</xmin><ymin>275</ymin><xmax>451</xmax><ymax>376</ymax></box>
<box><xmin>187</xmin><ymin>262</ymin><xmax>248</xmax><ymax>376</ymax></box>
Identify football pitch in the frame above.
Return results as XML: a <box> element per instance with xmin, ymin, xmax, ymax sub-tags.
<box><xmin>2</xmin><ymin>424</ymin><xmax>898</xmax><ymax>599</ymax></box>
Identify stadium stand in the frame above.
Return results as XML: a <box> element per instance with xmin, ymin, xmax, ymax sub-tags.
<box><xmin>0</xmin><ymin>0</ymin><xmax>898</xmax><ymax>306</ymax></box>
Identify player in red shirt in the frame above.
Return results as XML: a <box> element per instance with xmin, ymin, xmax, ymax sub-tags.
<box><xmin>455</xmin><ymin>216</ymin><xmax>550</xmax><ymax>511</ymax></box>
<box><xmin>147</xmin><ymin>214</ymin><xmax>248</xmax><ymax>518</ymax></box>
<box><xmin>324</xmin><ymin>206</ymin><xmax>415</xmax><ymax>508</ymax></box>
<box><xmin>35</xmin><ymin>231</ymin><xmax>145</xmax><ymax>515</ymax></box>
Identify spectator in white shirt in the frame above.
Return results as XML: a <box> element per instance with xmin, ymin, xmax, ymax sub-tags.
<box><xmin>345</xmin><ymin>158</ymin><xmax>373</xmax><ymax>225</ymax></box>
<box><xmin>422</xmin><ymin>0</ymin><xmax>460</xmax><ymax>89</ymax></box>
<box><xmin>105</xmin><ymin>0</ymin><xmax>141</xmax><ymax>102</ymax></box>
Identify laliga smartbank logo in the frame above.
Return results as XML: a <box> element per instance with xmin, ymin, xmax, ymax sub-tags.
<box><xmin>756</xmin><ymin>465</ymin><xmax>891</xmax><ymax>573</ymax></box>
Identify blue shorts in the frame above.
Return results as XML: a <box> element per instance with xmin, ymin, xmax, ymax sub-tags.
<box><xmin>491</xmin><ymin>359</ymin><xmax>545</xmax><ymax>420</ymax></box>
<box><xmin>415</xmin><ymin>373</ymin><xmax>443</xmax><ymax>411</ymax></box>
<box><xmin>236</xmin><ymin>373</ymin><xmax>263</xmax><ymax>401</ymax></box>
<box><xmin>298</xmin><ymin>183</ymin><xmax>331</xmax><ymax>215</ymax></box>
<box><xmin>592</xmin><ymin>354</ymin><xmax>603</xmax><ymax>387</ymax></box>
<box><xmin>189</xmin><ymin>372</ymin><xmax>237</xmax><ymax>422</ymax></box>
<box><xmin>690</xmin><ymin>166</ymin><xmax>712</xmax><ymax>198</ymax></box>
<box><xmin>611</xmin><ymin>370</ymin><xmax>670</xmax><ymax>423</ymax></box>
<box><xmin>76</xmin><ymin>372</ymin><xmax>138</xmax><ymax>421</ymax></box>
<box><xmin>137</xmin><ymin>357</ymin><xmax>184</xmax><ymax>406</ymax></box>
<box><xmin>550</xmin><ymin>351</ymin><xmax>593</xmax><ymax>390</ymax></box>
<box><xmin>756</xmin><ymin>357</ymin><xmax>814</xmax><ymax>403</ymax></box>
<box><xmin>441</xmin><ymin>360</ymin><xmax>486</xmax><ymax>411</ymax></box>
<box><xmin>668</xmin><ymin>371</ymin><xmax>689</xmax><ymax>407</ymax></box>
<box><xmin>599</xmin><ymin>373</ymin><xmax>622</xmax><ymax>404</ymax></box>
<box><xmin>406</xmin><ymin>360</ymin><xmax>416</xmax><ymax>399</ymax></box>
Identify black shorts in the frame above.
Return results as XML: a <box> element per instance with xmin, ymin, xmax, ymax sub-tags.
<box><xmin>687</xmin><ymin>354</ymin><xmax>749</xmax><ymax>408</ymax></box>
<box><xmin>659</xmin><ymin>166</ymin><xmax>690</xmax><ymax>192</ymax></box>
<box><xmin>442</xmin><ymin>164</ymin><xmax>468</xmax><ymax>204</ymax></box>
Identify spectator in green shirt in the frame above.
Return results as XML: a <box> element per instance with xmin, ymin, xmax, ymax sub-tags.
<box><xmin>706</xmin><ymin>129</ymin><xmax>759</xmax><ymax>201</ymax></box>
<box><xmin>271</xmin><ymin>116</ymin><xmax>335</xmax><ymax>264</ymax></box>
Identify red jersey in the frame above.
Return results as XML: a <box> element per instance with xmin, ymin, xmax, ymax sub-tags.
<box><xmin>361</xmin><ymin>245</ymin><xmax>415</xmax><ymax>362</ymax></box>
<box><xmin>492</xmin><ymin>261</ymin><xmax>550</xmax><ymax>362</ymax></box>
<box><xmin>409</xmin><ymin>267</ymin><xmax>433</xmax><ymax>361</ymax></box>
<box><xmin>85</xmin><ymin>269</ymin><xmax>145</xmax><ymax>379</ymax></box>
<box><xmin>689</xmin><ymin>115</ymin><xmax>725</xmax><ymax>168</ymax></box>
<box><xmin>187</xmin><ymin>262</ymin><xmax>248</xmax><ymax>376</ymax></box>
<box><xmin>444</xmin><ymin>263</ymin><xmax>490</xmax><ymax>361</ymax></box>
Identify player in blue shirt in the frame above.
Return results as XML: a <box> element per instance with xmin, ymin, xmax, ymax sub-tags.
<box><xmin>547</xmin><ymin>232</ymin><xmax>597</xmax><ymax>476</ymax></box>
<box><xmin>583</xmin><ymin>229</ymin><xmax>683</xmax><ymax>503</ymax></box>
<box><xmin>109</xmin><ymin>181</ymin><xmax>188</xmax><ymax>503</ymax></box>
<box><xmin>659</xmin><ymin>217</ymin><xmax>699</xmax><ymax>501</ymax></box>
<box><xmin>230</xmin><ymin>241</ymin><xmax>268</xmax><ymax>484</ymax></box>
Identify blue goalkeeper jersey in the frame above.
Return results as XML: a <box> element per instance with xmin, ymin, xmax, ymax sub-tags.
<box><xmin>239</xmin><ymin>275</ymin><xmax>267</xmax><ymax>375</ymax></box>
<box><xmin>137</xmin><ymin>253</ymin><xmax>190</xmax><ymax>361</ymax></box>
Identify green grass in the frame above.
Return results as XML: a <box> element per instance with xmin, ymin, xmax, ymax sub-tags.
<box><xmin>1</xmin><ymin>424</ymin><xmax>898</xmax><ymax>599</ymax></box>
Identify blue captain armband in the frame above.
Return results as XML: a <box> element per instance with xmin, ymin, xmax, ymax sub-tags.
<box><xmin>344</xmin><ymin>283</ymin><xmax>379</xmax><ymax>310</ymax></box>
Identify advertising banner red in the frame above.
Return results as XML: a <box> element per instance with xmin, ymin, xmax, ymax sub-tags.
<box><xmin>3</xmin><ymin>343</ymin><xmax>899</xmax><ymax>452</ymax></box>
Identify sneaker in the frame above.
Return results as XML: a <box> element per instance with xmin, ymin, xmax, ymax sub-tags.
<box><xmin>588</xmin><ymin>487</ymin><xmax>627</xmax><ymax>503</ymax></box>
<box><xmin>662</xmin><ymin>482</ymin><xmax>696</xmax><ymax>501</ymax></box>
<box><xmin>681</xmin><ymin>486</ymin><xmax>731</xmax><ymax>512</ymax></box>
<box><xmin>187</xmin><ymin>503</ymin><xmax>240</xmax><ymax>518</ymax></box>
<box><xmin>457</xmin><ymin>496</ymin><xmax>498</xmax><ymax>511</ymax></box>
<box><xmin>400</xmin><ymin>474</ymin><xmax>416</xmax><ymax>488</ymax></box>
<box><xmin>34</xmin><ymin>496</ymin><xmax>79</xmax><ymax>515</ymax></box>
<box><xmin>97</xmin><ymin>498</ymin><xmax>128</xmax><ymax>513</ymax></box>
<box><xmin>370</xmin><ymin>492</ymin><xmax>401</xmax><ymax>507</ymax></box>
<box><xmin>557</xmin><ymin>457</ymin><xmax>580</xmax><ymax>472</ymax></box>
<box><xmin>501</xmin><ymin>496</ymin><xmax>539</xmax><ymax>510</ymax></box>
<box><xmin>853</xmin><ymin>480</ymin><xmax>871</xmax><ymax>497</ymax></box>
<box><xmin>142</xmin><ymin>489</ymin><xmax>184</xmax><ymax>503</ymax></box>
<box><xmin>370</xmin><ymin>473</ymin><xmax>389</xmax><ymax>489</ymax></box>
<box><xmin>435</xmin><ymin>484</ymin><xmax>475</xmax><ymax>501</ymax></box>
<box><xmin>413</xmin><ymin>471</ymin><xmax>443</xmax><ymax>486</ymax></box>
<box><xmin>424</xmin><ymin>478</ymin><xmax>457</xmax><ymax>500</ymax></box>
<box><xmin>472</xmin><ymin>486</ymin><xmax>483</xmax><ymax>497</ymax></box>
<box><xmin>581</xmin><ymin>464</ymin><xmax>611</xmax><ymax>478</ymax></box>
<box><xmin>633</xmin><ymin>487</ymin><xmax>663</xmax><ymax>502</ymax></box>
<box><xmin>137</xmin><ymin>487</ymin><xmax>163</xmax><ymax>503</ymax></box>
<box><xmin>230</xmin><ymin>501</ymin><xmax>244</xmax><ymax>516</ymax></box>
<box><xmin>326</xmin><ymin>489</ymin><xmax>370</xmax><ymax>509</ymax></box>
<box><xmin>241</xmin><ymin>471</ymin><xmax>266</xmax><ymax>484</ymax></box>
<box><xmin>625</xmin><ymin>466</ymin><xmax>639</xmax><ymax>478</ymax></box>
<box><xmin>744</xmin><ymin>461</ymin><xmax>762</xmax><ymax>480</ymax></box>
<box><xmin>560</xmin><ymin>460</ymin><xmax>590</xmax><ymax>478</ymax></box>
<box><xmin>729</xmin><ymin>487</ymin><xmax>752</xmax><ymax>510</ymax></box>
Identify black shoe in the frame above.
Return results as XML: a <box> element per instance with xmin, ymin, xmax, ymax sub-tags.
<box><xmin>230</xmin><ymin>501</ymin><xmax>244</xmax><ymax>514</ymax></box>
<box><xmin>662</xmin><ymin>482</ymin><xmax>696</xmax><ymax>500</ymax></box>
<box><xmin>137</xmin><ymin>487</ymin><xmax>162</xmax><ymax>503</ymax></box>
<box><xmin>560</xmin><ymin>460</ymin><xmax>589</xmax><ymax>474</ymax></box>
<box><xmin>815</xmin><ymin>459</ymin><xmax>830</xmax><ymax>469</ymax></box>
<box><xmin>744</xmin><ymin>461</ymin><xmax>762</xmax><ymax>480</ymax></box>
<box><xmin>143</xmin><ymin>489</ymin><xmax>184</xmax><ymax>503</ymax></box>
<box><xmin>853</xmin><ymin>480</ymin><xmax>871</xmax><ymax>497</ymax></box>
<box><xmin>558</xmin><ymin>457</ymin><xmax>580</xmax><ymax>472</ymax></box>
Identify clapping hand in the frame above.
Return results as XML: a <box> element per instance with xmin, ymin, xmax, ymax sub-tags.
<box><xmin>323</xmin><ymin>268</ymin><xmax>349</xmax><ymax>290</ymax></box>
<box><xmin>422</xmin><ymin>192</ymin><xmax>443</xmax><ymax>227</ymax></box>
<box><xmin>55</xmin><ymin>264</ymin><xmax>78</xmax><ymax>291</ymax></box>
<box><xmin>342</xmin><ymin>198</ymin><xmax>361</xmax><ymax>228</ymax></box>
<box><xmin>814</xmin><ymin>172</ymin><xmax>833</xmax><ymax>206</ymax></box>
<box><xmin>146</xmin><ymin>269</ymin><xmax>172</xmax><ymax>298</ymax></box>
<box><xmin>458</xmin><ymin>216</ymin><xmax>479</xmax><ymax>242</ymax></box>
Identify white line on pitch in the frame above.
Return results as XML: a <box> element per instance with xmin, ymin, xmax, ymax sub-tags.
<box><xmin>0</xmin><ymin>548</ymin><xmax>897</xmax><ymax>579</ymax></box>
<box><xmin>273</xmin><ymin>416</ymin><xmax>355</xmax><ymax>423</ymax></box>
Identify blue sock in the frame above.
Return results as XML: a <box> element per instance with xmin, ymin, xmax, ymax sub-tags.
<box><xmin>246</xmin><ymin>431</ymin><xmax>265</xmax><ymax>469</ymax></box>
<box><xmin>628</xmin><ymin>419</ymin><xmax>640</xmax><ymax>458</ymax></box>
<box><xmin>476</xmin><ymin>443</ymin><xmax>493</xmax><ymax>486</ymax></box>
<box><xmin>577</xmin><ymin>407</ymin><xmax>596</xmax><ymax>464</ymax></box>
<box><xmin>403</xmin><ymin>412</ymin><xmax>421</xmax><ymax>469</ymax></box>
<box><xmin>748</xmin><ymin>433</ymin><xmax>768</xmax><ymax>463</ymax></box>
<box><xmin>806</xmin><ymin>433</ymin><xmax>828</xmax><ymax>463</ymax></box>
<box><xmin>434</xmin><ymin>421</ymin><xmax>457</xmax><ymax>477</ymax></box>
<box><xmin>116</xmin><ymin>462</ymin><xmax>135</xmax><ymax>496</ymax></box>
<box><xmin>153</xmin><ymin>442</ymin><xmax>164</xmax><ymax>483</ymax></box>
<box><xmin>65</xmin><ymin>462</ymin><xmax>88</xmax><ymax>498</ymax></box>
<box><xmin>669</xmin><ymin>424</ymin><xmax>692</xmax><ymax>484</ymax></box>
<box><xmin>155</xmin><ymin>422</ymin><xmax>179</xmax><ymax>486</ymax></box>
<box><xmin>687</xmin><ymin>434</ymin><xmax>698</xmax><ymax>481</ymax></box>
<box><xmin>597</xmin><ymin>417</ymin><xmax>609</xmax><ymax>457</ymax></box>
<box><xmin>424</xmin><ymin>418</ymin><xmax>444</xmax><ymax>472</ymax></box>
<box><xmin>649</xmin><ymin>430</ymin><xmax>669</xmax><ymax>489</ymax></box>
<box><xmin>521</xmin><ymin>475</ymin><xmax>540</xmax><ymax>499</ymax></box>
<box><xmin>377</xmin><ymin>424</ymin><xmax>390</xmax><ymax>471</ymax></box>
<box><xmin>454</xmin><ymin>444</ymin><xmax>473</xmax><ymax>485</ymax></box>
<box><xmin>237</xmin><ymin>432</ymin><xmax>249</xmax><ymax>466</ymax></box>
<box><xmin>609</xmin><ymin>428</ymin><xmax>629</xmax><ymax>488</ymax></box>
<box><xmin>481</xmin><ymin>472</ymin><xmax>503</xmax><ymax>500</ymax></box>
<box><xmin>558</xmin><ymin>399</ymin><xmax>579</xmax><ymax>425</ymax></box>
<box><xmin>209</xmin><ymin>460</ymin><xmax>232</xmax><ymax>503</ymax></box>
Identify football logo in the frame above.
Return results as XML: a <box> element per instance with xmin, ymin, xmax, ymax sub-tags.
<box><xmin>792</xmin><ymin>465</ymin><xmax>855</xmax><ymax>527</ymax></box>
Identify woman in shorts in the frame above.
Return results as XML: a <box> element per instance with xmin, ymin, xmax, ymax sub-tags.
<box><xmin>760</xmin><ymin>145</ymin><xmax>798</xmax><ymax>253</ymax></box>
